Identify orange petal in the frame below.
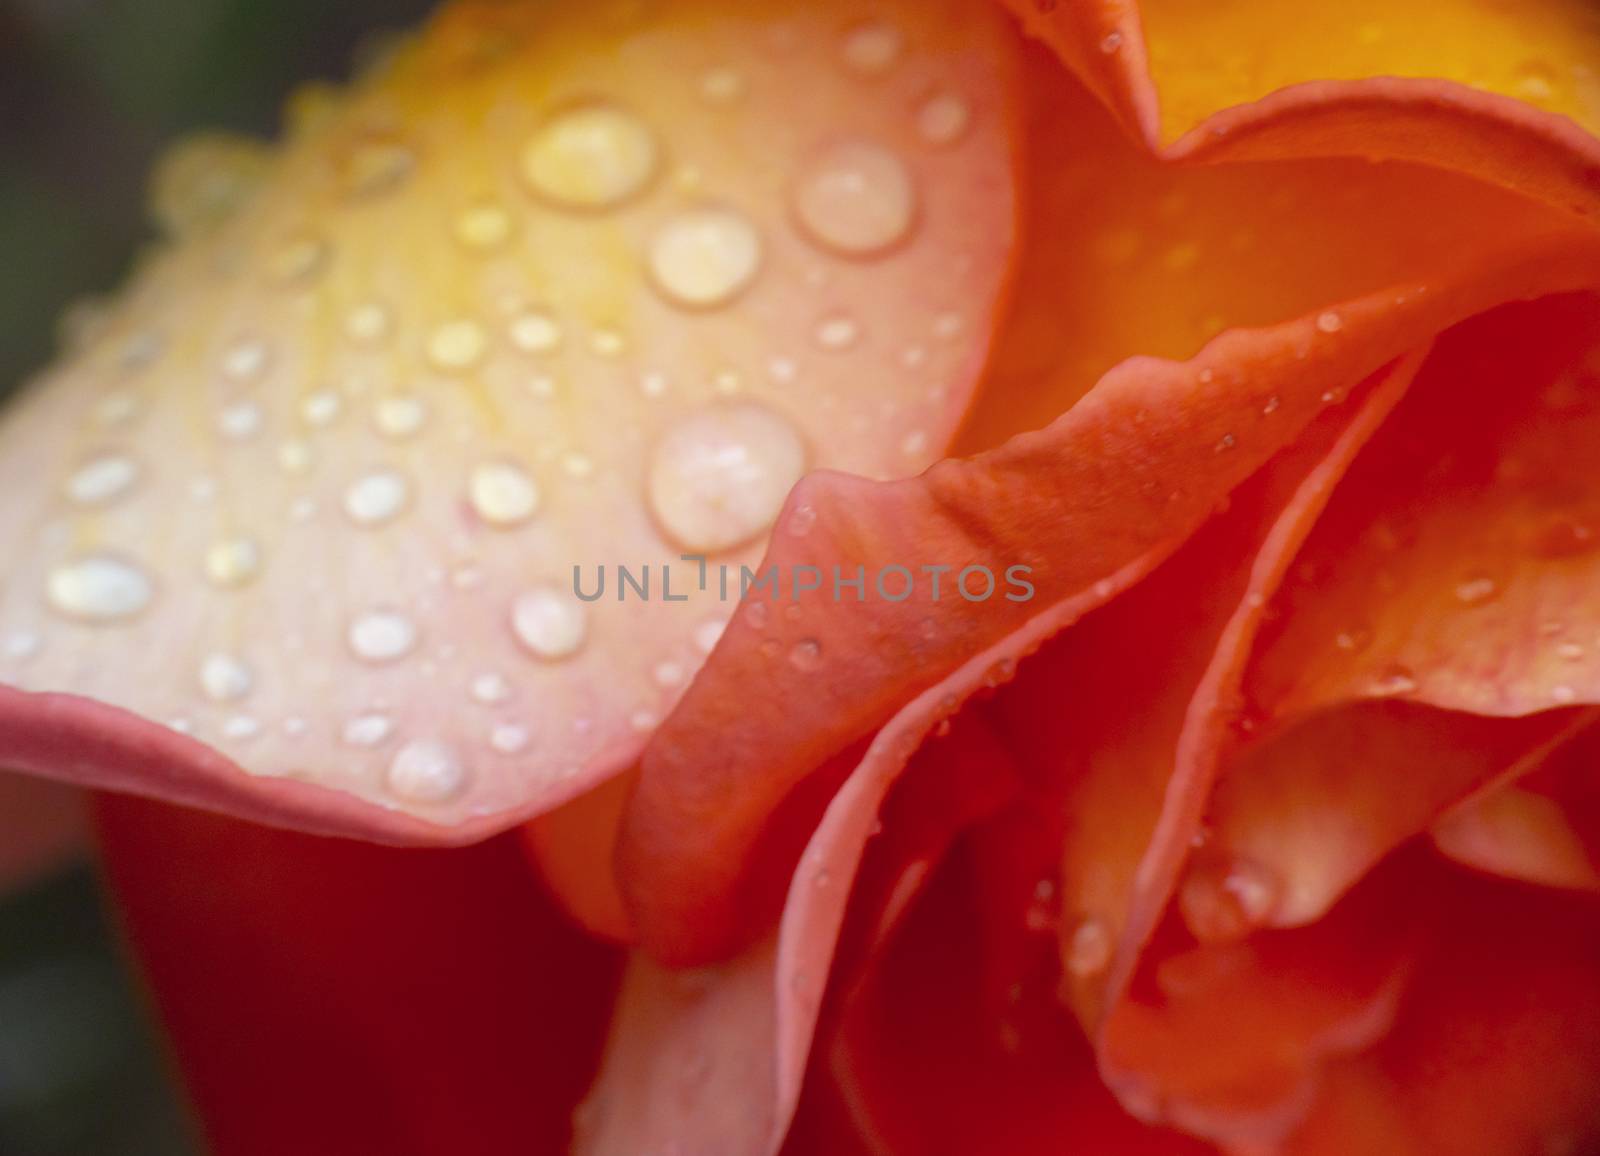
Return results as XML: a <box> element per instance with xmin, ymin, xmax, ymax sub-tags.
<box><xmin>622</xmin><ymin>229</ymin><xmax>1600</xmax><ymax>964</ymax></box>
<box><xmin>95</xmin><ymin>793</ymin><xmax>621</xmax><ymax>1155</ymax></box>
<box><xmin>0</xmin><ymin>0</ymin><xmax>1020</xmax><ymax>839</ymax></box>
<box><xmin>1432</xmin><ymin>718</ymin><xmax>1600</xmax><ymax>893</ymax></box>
<box><xmin>521</xmin><ymin>767</ymin><xmax>636</xmax><ymax>942</ymax></box>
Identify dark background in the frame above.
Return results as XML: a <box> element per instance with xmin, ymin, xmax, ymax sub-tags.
<box><xmin>0</xmin><ymin>2</ymin><xmax>433</xmax><ymax>1152</ymax></box>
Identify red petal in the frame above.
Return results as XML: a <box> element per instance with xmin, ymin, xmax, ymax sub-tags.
<box><xmin>95</xmin><ymin>794</ymin><xmax>621</xmax><ymax>1156</ymax></box>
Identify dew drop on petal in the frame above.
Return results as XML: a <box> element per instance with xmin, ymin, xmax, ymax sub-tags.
<box><xmin>693</xmin><ymin>619</ymin><xmax>727</xmax><ymax>654</ymax></box>
<box><xmin>647</xmin><ymin>207</ymin><xmax>763</xmax><ymax>310</ymax></box>
<box><xmin>916</xmin><ymin>92</ymin><xmax>971</xmax><ymax>146</ymax></box>
<box><xmin>343</xmin><ymin>469</ymin><xmax>412</xmax><ymax>526</ymax></box>
<box><xmin>199</xmin><ymin>653</ymin><xmax>254</xmax><ymax>702</ymax></box>
<box><xmin>490</xmin><ymin>724</ymin><xmax>531</xmax><ymax>755</ymax></box>
<box><xmin>468</xmin><ymin>460</ymin><xmax>541</xmax><ymax>528</ymax></box>
<box><xmin>520</xmin><ymin>103</ymin><xmax>659</xmax><ymax>211</ymax></box>
<box><xmin>839</xmin><ymin>18</ymin><xmax>904</xmax><ymax>76</ymax></box>
<box><xmin>204</xmin><ymin>537</ymin><xmax>263</xmax><ymax>588</ymax></box>
<box><xmin>65</xmin><ymin>454</ymin><xmax>140</xmax><ymax>506</ymax></box>
<box><xmin>343</xmin><ymin>713</ymin><xmax>394</xmax><ymax>748</ymax></box>
<box><xmin>386</xmin><ymin>739</ymin><xmax>468</xmax><ymax>803</ymax></box>
<box><xmin>647</xmin><ymin>402</ymin><xmax>808</xmax><ymax>553</ymax></box>
<box><xmin>46</xmin><ymin>554</ymin><xmax>154</xmax><ymax>623</ymax></box>
<box><xmin>792</xmin><ymin>141</ymin><xmax>917</xmax><ymax>258</ymax></box>
<box><xmin>512</xmin><ymin>586</ymin><xmax>588</xmax><ymax>661</ymax></box>
<box><xmin>1065</xmin><ymin>917</ymin><xmax>1113</xmax><ymax>979</ymax></box>
<box><xmin>1178</xmin><ymin>856</ymin><xmax>1280</xmax><ymax>944</ymax></box>
<box><xmin>373</xmin><ymin>396</ymin><xmax>429</xmax><ymax>440</ymax></box>
<box><xmin>507</xmin><ymin>310</ymin><xmax>563</xmax><ymax>354</ymax></box>
<box><xmin>347</xmin><ymin>609</ymin><xmax>419</xmax><ymax>664</ymax></box>
<box><xmin>453</xmin><ymin>201</ymin><xmax>514</xmax><ymax>251</ymax></box>
<box><xmin>1315</xmin><ymin>310</ymin><xmax>1344</xmax><ymax>334</ymax></box>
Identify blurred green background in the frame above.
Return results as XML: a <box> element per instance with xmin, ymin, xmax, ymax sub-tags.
<box><xmin>0</xmin><ymin>2</ymin><xmax>433</xmax><ymax>1152</ymax></box>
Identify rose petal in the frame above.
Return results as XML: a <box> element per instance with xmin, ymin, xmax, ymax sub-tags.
<box><xmin>0</xmin><ymin>0</ymin><xmax>1021</xmax><ymax>839</ymax></box>
<box><xmin>1432</xmin><ymin>718</ymin><xmax>1600</xmax><ymax>894</ymax></box>
<box><xmin>0</xmin><ymin>772</ymin><xmax>86</xmax><ymax>895</ymax></box>
<box><xmin>1281</xmin><ymin>878</ymin><xmax>1600</xmax><ymax>1156</ymax></box>
<box><xmin>95</xmin><ymin>793</ymin><xmax>621</xmax><ymax>1156</ymax></box>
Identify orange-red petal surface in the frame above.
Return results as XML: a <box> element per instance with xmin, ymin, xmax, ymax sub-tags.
<box><xmin>0</xmin><ymin>0</ymin><xmax>1019</xmax><ymax>840</ymax></box>
<box><xmin>95</xmin><ymin>794</ymin><xmax>621</xmax><ymax>1156</ymax></box>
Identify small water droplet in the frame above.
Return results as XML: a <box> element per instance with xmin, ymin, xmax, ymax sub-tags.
<box><xmin>1316</xmin><ymin>310</ymin><xmax>1344</xmax><ymax>334</ymax></box>
<box><xmin>471</xmin><ymin>672</ymin><xmax>514</xmax><ymax>704</ymax></box>
<box><xmin>427</xmin><ymin>319</ymin><xmax>488</xmax><ymax>373</ymax></box>
<box><xmin>343</xmin><ymin>713</ymin><xmax>394</xmax><ymax>748</ymax></box>
<box><xmin>1371</xmin><ymin>662</ymin><xmax>1419</xmax><ymax>696</ymax></box>
<box><xmin>1099</xmin><ymin>30</ymin><xmax>1124</xmax><ymax>53</ymax></box>
<box><xmin>693</xmin><ymin>619</ymin><xmax>727</xmax><ymax>654</ymax></box>
<box><xmin>342</xmin><ymin>135</ymin><xmax>416</xmax><ymax>198</ymax></box>
<box><xmin>345</xmin><ymin>301</ymin><xmax>392</xmax><ymax>344</ymax></box>
<box><xmin>1454</xmin><ymin>574</ymin><xmax>1500</xmax><ymax>607</ymax></box>
<box><xmin>218</xmin><ymin>401</ymin><xmax>265</xmax><ymax>441</ymax></box>
<box><xmin>490</xmin><ymin>723</ymin><xmax>530</xmax><ymax>754</ymax></box>
<box><xmin>204</xmin><ymin>537</ymin><xmax>262</xmax><ymax>588</ymax></box>
<box><xmin>344</xmin><ymin>468</ymin><xmax>412</xmax><ymax>526</ymax></box>
<box><xmin>46</xmin><ymin>554</ymin><xmax>154</xmax><ymax>623</ymax></box>
<box><xmin>220</xmin><ymin>338</ymin><xmax>270</xmax><ymax>383</ymax></box>
<box><xmin>348</xmin><ymin>609</ymin><xmax>419</xmax><ymax>664</ymax></box>
<box><xmin>1552</xmin><ymin>684</ymin><xmax>1579</xmax><ymax>705</ymax></box>
<box><xmin>840</xmin><ymin>18</ymin><xmax>903</xmax><ymax>76</ymax></box>
<box><xmin>65</xmin><ymin>454</ymin><xmax>140</xmax><ymax>506</ymax></box>
<box><xmin>520</xmin><ymin>103</ymin><xmax>659</xmax><ymax>210</ymax></box>
<box><xmin>647</xmin><ymin>402</ymin><xmax>808</xmax><ymax>552</ymax></box>
<box><xmin>787</xmin><ymin>504</ymin><xmax>817</xmax><ymax>537</ymax></box>
<box><xmin>697</xmin><ymin>67</ymin><xmax>746</xmax><ymax>104</ymax></box>
<box><xmin>222</xmin><ymin>714</ymin><xmax>262</xmax><ymax>741</ymax></box>
<box><xmin>788</xmin><ymin>638</ymin><xmax>823</xmax><ymax>671</ymax></box>
<box><xmin>814</xmin><ymin>312</ymin><xmax>861</xmax><ymax>350</ymax></box>
<box><xmin>507</xmin><ymin>310</ymin><xmax>563</xmax><ymax>355</ymax></box>
<box><xmin>199</xmin><ymin>653</ymin><xmax>254</xmax><ymax>702</ymax></box>
<box><xmin>1066</xmin><ymin>917</ymin><xmax>1113</xmax><ymax>978</ymax></box>
<box><xmin>793</xmin><ymin>141</ymin><xmax>917</xmax><ymax>258</ymax></box>
<box><xmin>512</xmin><ymin>586</ymin><xmax>588</xmax><ymax>660</ymax></box>
<box><xmin>647</xmin><ymin>207</ymin><xmax>763</xmax><ymax>309</ymax></box>
<box><xmin>373</xmin><ymin>396</ymin><xmax>428</xmax><ymax>440</ymax></box>
<box><xmin>1178</xmin><ymin>856</ymin><xmax>1280</xmax><ymax>944</ymax></box>
<box><xmin>300</xmin><ymin>390</ymin><xmax>343</xmax><ymax>428</ymax></box>
<box><xmin>469</xmin><ymin>460</ymin><xmax>541</xmax><ymax>527</ymax></box>
<box><xmin>453</xmin><ymin>201</ymin><xmax>513</xmax><ymax>251</ymax></box>
<box><xmin>387</xmin><ymin>740</ymin><xmax>468</xmax><ymax>803</ymax></box>
<box><xmin>653</xmin><ymin>660</ymin><xmax>686</xmax><ymax>688</ymax></box>
<box><xmin>916</xmin><ymin>92</ymin><xmax>971</xmax><ymax>146</ymax></box>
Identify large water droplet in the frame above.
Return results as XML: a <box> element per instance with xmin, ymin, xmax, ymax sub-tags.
<box><xmin>469</xmin><ymin>460</ymin><xmax>541</xmax><ymax>527</ymax></box>
<box><xmin>520</xmin><ymin>103</ymin><xmax>660</xmax><ymax>210</ymax></box>
<box><xmin>512</xmin><ymin>586</ymin><xmax>588</xmax><ymax>660</ymax></box>
<box><xmin>647</xmin><ymin>207</ymin><xmax>763</xmax><ymax>310</ymax></box>
<box><xmin>647</xmin><ymin>402</ymin><xmax>808</xmax><ymax>552</ymax></box>
<box><xmin>46</xmin><ymin>554</ymin><xmax>154</xmax><ymax>623</ymax></box>
<box><xmin>387</xmin><ymin>740</ymin><xmax>468</xmax><ymax>803</ymax></box>
<box><xmin>792</xmin><ymin>141</ymin><xmax>917</xmax><ymax>258</ymax></box>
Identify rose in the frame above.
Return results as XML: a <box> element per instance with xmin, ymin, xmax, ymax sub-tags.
<box><xmin>4</xmin><ymin>0</ymin><xmax>1600</xmax><ymax>1151</ymax></box>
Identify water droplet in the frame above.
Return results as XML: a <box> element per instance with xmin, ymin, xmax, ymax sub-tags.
<box><xmin>507</xmin><ymin>310</ymin><xmax>563</xmax><ymax>354</ymax></box>
<box><xmin>1334</xmin><ymin>626</ymin><xmax>1372</xmax><ymax>653</ymax></box>
<box><xmin>1454</xmin><ymin>574</ymin><xmax>1500</xmax><ymax>606</ymax></box>
<box><xmin>278</xmin><ymin>439</ymin><xmax>314</xmax><ymax>474</ymax></box>
<box><xmin>792</xmin><ymin>141</ymin><xmax>917</xmax><ymax>258</ymax></box>
<box><xmin>589</xmin><ymin>328</ymin><xmax>626</xmax><ymax>358</ymax></box>
<box><xmin>345</xmin><ymin>301</ymin><xmax>392</xmax><ymax>344</ymax></box>
<box><xmin>348</xmin><ymin>609</ymin><xmax>419</xmax><ymax>664</ymax></box>
<box><xmin>490</xmin><ymin>724</ymin><xmax>530</xmax><ymax>754</ymax></box>
<box><xmin>218</xmin><ymin>401</ymin><xmax>265</xmax><ymax>441</ymax></box>
<box><xmin>788</xmin><ymin>638</ymin><xmax>823</xmax><ymax>671</ymax></box>
<box><xmin>220</xmin><ymin>337</ymin><xmax>270</xmax><ymax>382</ymax></box>
<box><xmin>512</xmin><ymin>586</ymin><xmax>588</xmax><ymax>660</ymax></box>
<box><xmin>471</xmin><ymin>672</ymin><xmax>513</xmax><ymax>704</ymax></box>
<box><xmin>342</xmin><ymin>136</ymin><xmax>416</xmax><ymax>198</ymax></box>
<box><xmin>222</xmin><ymin>714</ymin><xmax>262</xmax><ymax>741</ymax></box>
<box><xmin>1528</xmin><ymin>516</ymin><xmax>1598</xmax><ymax>559</ymax></box>
<box><xmin>199</xmin><ymin>653</ymin><xmax>254</xmax><ymax>702</ymax></box>
<box><xmin>204</xmin><ymin>537</ymin><xmax>262</xmax><ymax>588</ymax></box>
<box><xmin>647</xmin><ymin>207</ymin><xmax>763</xmax><ymax>309</ymax></box>
<box><xmin>65</xmin><ymin>454</ymin><xmax>140</xmax><ymax>506</ymax></box>
<box><xmin>1552</xmin><ymin>684</ymin><xmax>1579</xmax><ymax>705</ymax></box>
<box><xmin>343</xmin><ymin>713</ymin><xmax>394</xmax><ymax>748</ymax></box>
<box><xmin>1</xmin><ymin>630</ymin><xmax>42</xmax><ymax>662</ymax></box>
<box><xmin>1371</xmin><ymin>662</ymin><xmax>1419</xmax><ymax>696</ymax></box>
<box><xmin>92</xmin><ymin>392</ymin><xmax>142</xmax><ymax>428</ymax></box>
<box><xmin>1178</xmin><ymin>856</ymin><xmax>1280</xmax><ymax>944</ymax></box>
<box><xmin>46</xmin><ymin>554</ymin><xmax>154</xmax><ymax>623</ymax></box>
<box><xmin>267</xmin><ymin>233</ymin><xmax>330</xmax><ymax>287</ymax></box>
<box><xmin>520</xmin><ymin>103</ymin><xmax>659</xmax><ymax>210</ymax></box>
<box><xmin>840</xmin><ymin>18</ymin><xmax>904</xmax><ymax>76</ymax></box>
<box><xmin>1315</xmin><ymin>310</ymin><xmax>1344</xmax><ymax>334</ymax></box>
<box><xmin>300</xmin><ymin>390</ymin><xmax>343</xmax><ymax>428</ymax></box>
<box><xmin>453</xmin><ymin>201</ymin><xmax>514</xmax><ymax>251</ymax></box>
<box><xmin>427</xmin><ymin>319</ymin><xmax>488</xmax><ymax>373</ymax></box>
<box><xmin>387</xmin><ymin>740</ymin><xmax>468</xmax><ymax>803</ymax></box>
<box><xmin>373</xmin><ymin>396</ymin><xmax>428</xmax><ymax>441</ymax></box>
<box><xmin>344</xmin><ymin>469</ymin><xmax>411</xmax><ymax>526</ymax></box>
<box><xmin>698</xmin><ymin>67</ymin><xmax>746</xmax><ymax>104</ymax></box>
<box><xmin>1065</xmin><ymin>917</ymin><xmax>1113</xmax><ymax>978</ymax></box>
<box><xmin>787</xmin><ymin>504</ymin><xmax>817</xmax><ymax>537</ymax></box>
<box><xmin>468</xmin><ymin>460</ymin><xmax>540</xmax><ymax>528</ymax></box>
<box><xmin>814</xmin><ymin>312</ymin><xmax>861</xmax><ymax>350</ymax></box>
<box><xmin>1099</xmin><ymin>30</ymin><xmax>1124</xmax><ymax>53</ymax></box>
<box><xmin>916</xmin><ymin>92</ymin><xmax>971</xmax><ymax>146</ymax></box>
<box><xmin>647</xmin><ymin>402</ymin><xmax>808</xmax><ymax>552</ymax></box>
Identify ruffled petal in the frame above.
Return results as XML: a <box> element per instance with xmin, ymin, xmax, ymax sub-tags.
<box><xmin>95</xmin><ymin>794</ymin><xmax>621</xmax><ymax>1156</ymax></box>
<box><xmin>0</xmin><ymin>0</ymin><xmax>1020</xmax><ymax>840</ymax></box>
